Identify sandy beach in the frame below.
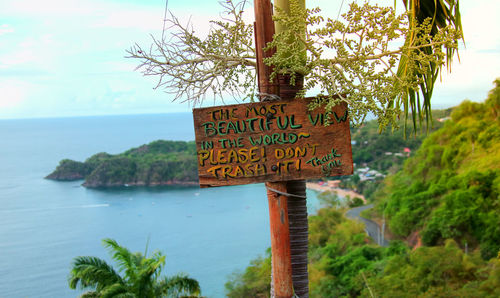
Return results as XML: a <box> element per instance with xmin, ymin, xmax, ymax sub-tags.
<box><xmin>306</xmin><ymin>181</ymin><xmax>366</xmax><ymax>203</ymax></box>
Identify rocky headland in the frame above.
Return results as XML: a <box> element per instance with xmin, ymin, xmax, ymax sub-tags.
<box><xmin>46</xmin><ymin>140</ymin><xmax>199</xmax><ymax>188</ymax></box>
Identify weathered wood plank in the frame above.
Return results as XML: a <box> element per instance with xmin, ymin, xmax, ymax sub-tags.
<box><xmin>193</xmin><ymin>98</ymin><xmax>353</xmax><ymax>187</ymax></box>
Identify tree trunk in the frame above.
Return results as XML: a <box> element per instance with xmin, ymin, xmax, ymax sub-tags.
<box><xmin>267</xmin><ymin>181</ymin><xmax>294</xmax><ymax>298</ymax></box>
<box><xmin>286</xmin><ymin>180</ymin><xmax>309</xmax><ymax>297</ymax></box>
<box><xmin>279</xmin><ymin>75</ymin><xmax>309</xmax><ymax>297</ymax></box>
<box><xmin>274</xmin><ymin>0</ymin><xmax>309</xmax><ymax>296</ymax></box>
<box><xmin>255</xmin><ymin>1</ymin><xmax>309</xmax><ymax>296</ymax></box>
<box><xmin>255</xmin><ymin>1</ymin><xmax>294</xmax><ymax>297</ymax></box>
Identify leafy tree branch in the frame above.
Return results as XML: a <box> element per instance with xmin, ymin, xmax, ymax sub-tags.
<box><xmin>127</xmin><ymin>0</ymin><xmax>462</xmax><ymax>131</ymax></box>
<box><xmin>267</xmin><ymin>1</ymin><xmax>461</xmax><ymax>128</ymax></box>
<box><xmin>127</xmin><ymin>0</ymin><xmax>256</xmax><ymax>105</ymax></box>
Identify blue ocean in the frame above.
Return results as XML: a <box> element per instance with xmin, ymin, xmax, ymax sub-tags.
<box><xmin>0</xmin><ymin>113</ymin><xmax>319</xmax><ymax>297</ymax></box>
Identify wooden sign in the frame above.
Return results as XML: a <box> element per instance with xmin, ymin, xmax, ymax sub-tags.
<box><xmin>193</xmin><ymin>98</ymin><xmax>353</xmax><ymax>187</ymax></box>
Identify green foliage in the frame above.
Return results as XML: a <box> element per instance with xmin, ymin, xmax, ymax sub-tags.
<box><xmin>45</xmin><ymin>159</ymin><xmax>93</xmax><ymax>180</ymax></box>
<box><xmin>348</xmin><ymin>197</ymin><xmax>364</xmax><ymax>208</ymax></box>
<box><xmin>227</xmin><ymin>204</ymin><xmax>499</xmax><ymax>298</ymax></box>
<box><xmin>225</xmin><ymin>207</ymin><xmax>384</xmax><ymax>298</ymax></box>
<box><xmin>225</xmin><ymin>249</ymin><xmax>271</xmax><ymax>298</ymax></box>
<box><xmin>322</xmin><ymin>245</ymin><xmax>384</xmax><ymax>296</ymax></box>
<box><xmin>47</xmin><ymin>140</ymin><xmax>199</xmax><ymax>187</ymax></box>
<box><xmin>392</xmin><ymin>0</ymin><xmax>463</xmax><ymax>134</ymax></box>
<box><xmin>124</xmin><ymin>140</ymin><xmax>196</xmax><ymax>156</ymax></box>
<box><xmin>336</xmin><ymin>109</ymin><xmax>449</xmax><ymax>201</ymax></box>
<box><xmin>86</xmin><ymin>157</ymin><xmax>137</xmax><ymax>186</ymax></box>
<box><xmin>85</xmin><ymin>152</ymin><xmax>113</xmax><ymax>170</ymax></box>
<box><xmin>129</xmin><ymin>0</ymin><xmax>462</xmax><ymax>131</ymax></box>
<box><xmin>226</xmin><ymin>82</ymin><xmax>499</xmax><ymax>297</ymax></box>
<box><xmin>351</xmin><ymin>109</ymin><xmax>449</xmax><ymax>173</ymax></box>
<box><xmin>377</xmin><ymin>80</ymin><xmax>500</xmax><ymax>259</ymax></box>
<box><xmin>316</xmin><ymin>191</ymin><xmax>342</xmax><ymax>208</ymax></box>
<box><xmin>364</xmin><ymin>240</ymin><xmax>500</xmax><ymax>298</ymax></box>
<box><xmin>267</xmin><ymin>0</ymin><xmax>461</xmax><ymax>129</ymax></box>
<box><xmin>69</xmin><ymin>238</ymin><xmax>200</xmax><ymax>298</ymax></box>
<box><xmin>308</xmin><ymin>208</ymin><xmax>408</xmax><ymax>297</ymax></box>
<box><xmin>308</xmin><ymin>208</ymin><xmax>350</xmax><ymax>250</ymax></box>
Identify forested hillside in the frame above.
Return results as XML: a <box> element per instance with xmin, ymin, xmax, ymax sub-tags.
<box><xmin>226</xmin><ymin>80</ymin><xmax>500</xmax><ymax>297</ymax></box>
<box><xmin>342</xmin><ymin>109</ymin><xmax>450</xmax><ymax>200</ymax></box>
<box><xmin>377</xmin><ymin>79</ymin><xmax>500</xmax><ymax>259</ymax></box>
<box><xmin>350</xmin><ymin>109</ymin><xmax>450</xmax><ymax>174</ymax></box>
<box><xmin>226</xmin><ymin>206</ymin><xmax>500</xmax><ymax>297</ymax></box>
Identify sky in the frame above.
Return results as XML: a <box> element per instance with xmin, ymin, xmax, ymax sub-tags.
<box><xmin>0</xmin><ymin>0</ymin><xmax>498</xmax><ymax>119</ymax></box>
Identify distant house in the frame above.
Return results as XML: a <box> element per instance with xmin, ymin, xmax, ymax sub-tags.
<box><xmin>355</xmin><ymin>167</ymin><xmax>385</xmax><ymax>181</ymax></box>
<box><xmin>404</xmin><ymin>147</ymin><xmax>411</xmax><ymax>157</ymax></box>
<box><xmin>356</xmin><ymin>167</ymin><xmax>370</xmax><ymax>174</ymax></box>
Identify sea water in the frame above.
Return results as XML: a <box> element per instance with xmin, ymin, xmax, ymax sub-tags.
<box><xmin>0</xmin><ymin>113</ymin><xmax>319</xmax><ymax>297</ymax></box>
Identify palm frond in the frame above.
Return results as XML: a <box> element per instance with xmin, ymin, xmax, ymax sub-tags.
<box><xmin>134</xmin><ymin>252</ymin><xmax>166</xmax><ymax>296</ymax></box>
<box><xmin>158</xmin><ymin>274</ymin><xmax>201</xmax><ymax>297</ymax></box>
<box><xmin>394</xmin><ymin>0</ymin><xmax>463</xmax><ymax>135</ymax></box>
<box><xmin>69</xmin><ymin>239</ymin><xmax>200</xmax><ymax>298</ymax></box>
<box><xmin>102</xmin><ymin>238</ymin><xmax>139</xmax><ymax>283</ymax></box>
<box><xmin>69</xmin><ymin>256</ymin><xmax>123</xmax><ymax>291</ymax></box>
<box><xmin>113</xmin><ymin>294</ymin><xmax>138</xmax><ymax>298</ymax></box>
<box><xmin>100</xmin><ymin>283</ymin><xmax>133</xmax><ymax>298</ymax></box>
<box><xmin>80</xmin><ymin>291</ymin><xmax>100</xmax><ymax>298</ymax></box>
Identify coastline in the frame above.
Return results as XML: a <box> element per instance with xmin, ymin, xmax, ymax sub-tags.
<box><xmin>306</xmin><ymin>181</ymin><xmax>366</xmax><ymax>203</ymax></box>
<box><xmin>82</xmin><ymin>180</ymin><xmax>199</xmax><ymax>188</ymax></box>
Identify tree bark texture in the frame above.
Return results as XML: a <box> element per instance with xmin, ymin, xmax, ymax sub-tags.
<box><xmin>254</xmin><ymin>1</ymin><xmax>309</xmax><ymax>296</ymax></box>
<box><xmin>266</xmin><ymin>181</ymin><xmax>294</xmax><ymax>298</ymax></box>
<box><xmin>280</xmin><ymin>75</ymin><xmax>309</xmax><ymax>298</ymax></box>
<box><xmin>254</xmin><ymin>0</ymin><xmax>278</xmax><ymax>96</ymax></box>
<box><xmin>255</xmin><ymin>1</ymin><xmax>294</xmax><ymax>297</ymax></box>
<box><xmin>286</xmin><ymin>180</ymin><xmax>309</xmax><ymax>298</ymax></box>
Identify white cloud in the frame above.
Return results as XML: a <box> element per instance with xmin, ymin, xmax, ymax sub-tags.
<box><xmin>0</xmin><ymin>33</ymin><xmax>64</xmax><ymax>75</ymax></box>
<box><xmin>461</xmin><ymin>1</ymin><xmax>500</xmax><ymax>51</ymax></box>
<box><xmin>0</xmin><ymin>79</ymin><xmax>31</xmax><ymax>108</ymax></box>
<box><xmin>0</xmin><ymin>0</ymin><xmax>97</xmax><ymax>16</ymax></box>
<box><xmin>0</xmin><ymin>24</ymin><xmax>14</xmax><ymax>35</ymax></box>
<box><xmin>91</xmin><ymin>9</ymin><xmax>163</xmax><ymax>31</ymax></box>
<box><xmin>0</xmin><ymin>0</ymin><xmax>499</xmax><ymax>119</ymax></box>
<box><xmin>433</xmin><ymin>0</ymin><xmax>500</xmax><ymax>105</ymax></box>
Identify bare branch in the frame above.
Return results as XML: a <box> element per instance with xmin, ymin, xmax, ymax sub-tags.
<box><xmin>126</xmin><ymin>0</ymin><xmax>257</xmax><ymax>105</ymax></box>
<box><xmin>127</xmin><ymin>0</ymin><xmax>461</xmax><ymax>131</ymax></box>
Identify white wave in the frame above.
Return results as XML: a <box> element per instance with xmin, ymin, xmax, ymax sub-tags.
<box><xmin>0</xmin><ymin>204</ymin><xmax>110</xmax><ymax>213</ymax></box>
<box><xmin>79</xmin><ymin>204</ymin><xmax>110</xmax><ymax>208</ymax></box>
